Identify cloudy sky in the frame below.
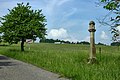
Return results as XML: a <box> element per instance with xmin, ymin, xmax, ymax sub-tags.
<box><xmin>0</xmin><ymin>0</ymin><xmax>117</xmax><ymax>44</ymax></box>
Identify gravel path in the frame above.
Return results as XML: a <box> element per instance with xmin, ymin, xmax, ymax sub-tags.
<box><xmin>0</xmin><ymin>55</ymin><xmax>69</xmax><ymax>80</ymax></box>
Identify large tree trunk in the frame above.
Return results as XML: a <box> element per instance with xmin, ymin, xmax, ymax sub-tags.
<box><xmin>21</xmin><ymin>37</ymin><xmax>25</xmax><ymax>51</ymax></box>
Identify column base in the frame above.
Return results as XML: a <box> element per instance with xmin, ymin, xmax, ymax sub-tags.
<box><xmin>87</xmin><ymin>57</ymin><xmax>98</xmax><ymax>64</ymax></box>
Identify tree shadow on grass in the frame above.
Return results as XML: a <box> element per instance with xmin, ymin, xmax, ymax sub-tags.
<box><xmin>0</xmin><ymin>44</ymin><xmax>9</xmax><ymax>46</ymax></box>
<box><xmin>8</xmin><ymin>49</ymin><xmax>33</xmax><ymax>53</ymax></box>
<box><xmin>8</xmin><ymin>49</ymin><xmax>21</xmax><ymax>52</ymax></box>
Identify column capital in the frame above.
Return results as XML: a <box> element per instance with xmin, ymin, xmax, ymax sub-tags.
<box><xmin>89</xmin><ymin>21</ymin><xmax>96</xmax><ymax>32</ymax></box>
<box><xmin>88</xmin><ymin>29</ymin><xmax>96</xmax><ymax>32</ymax></box>
<box><xmin>89</xmin><ymin>21</ymin><xmax>95</xmax><ymax>25</ymax></box>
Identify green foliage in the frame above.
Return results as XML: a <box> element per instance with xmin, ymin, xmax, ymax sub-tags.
<box><xmin>78</xmin><ymin>41</ymin><xmax>90</xmax><ymax>45</ymax></box>
<box><xmin>101</xmin><ymin>0</ymin><xmax>119</xmax><ymax>10</ymax></box>
<box><xmin>0</xmin><ymin>43</ymin><xmax>120</xmax><ymax>80</ymax></box>
<box><xmin>40</xmin><ymin>38</ymin><xmax>71</xmax><ymax>44</ymax></box>
<box><xmin>101</xmin><ymin>0</ymin><xmax>107</xmax><ymax>2</ymax></box>
<box><xmin>41</xmin><ymin>39</ymin><xmax>62</xmax><ymax>43</ymax></box>
<box><xmin>100</xmin><ymin>0</ymin><xmax>120</xmax><ymax>41</ymax></box>
<box><xmin>0</xmin><ymin>2</ymin><xmax>47</xmax><ymax>50</ymax></box>
<box><xmin>40</xmin><ymin>39</ymin><xmax>90</xmax><ymax>44</ymax></box>
<box><xmin>111</xmin><ymin>42</ymin><xmax>120</xmax><ymax>46</ymax></box>
<box><xmin>97</xmin><ymin>42</ymin><xmax>106</xmax><ymax>45</ymax></box>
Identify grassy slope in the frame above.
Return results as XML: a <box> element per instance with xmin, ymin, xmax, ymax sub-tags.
<box><xmin>0</xmin><ymin>43</ymin><xmax>120</xmax><ymax>80</ymax></box>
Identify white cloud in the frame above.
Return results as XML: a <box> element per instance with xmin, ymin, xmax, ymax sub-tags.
<box><xmin>43</xmin><ymin>0</ymin><xmax>71</xmax><ymax>16</ymax></box>
<box><xmin>100</xmin><ymin>31</ymin><xmax>108</xmax><ymax>40</ymax></box>
<box><xmin>47</xmin><ymin>28</ymin><xmax>69</xmax><ymax>39</ymax></box>
<box><xmin>47</xmin><ymin>28</ymin><xmax>79</xmax><ymax>42</ymax></box>
<box><xmin>81</xmin><ymin>36</ymin><xmax>90</xmax><ymax>42</ymax></box>
<box><xmin>57</xmin><ymin>0</ymin><xmax>71</xmax><ymax>6</ymax></box>
<box><xmin>116</xmin><ymin>26</ymin><xmax>120</xmax><ymax>40</ymax></box>
<box><xmin>65</xmin><ymin>8</ymin><xmax>77</xmax><ymax>17</ymax></box>
<box><xmin>61</xmin><ymin>8</ymin><xmax>77</xmax><ymax>21</ymax></box>
<box><xmin>44</xmin><ymin>0</ymin><xmax>57</xmax><ymax>15</ymax></box>
<box><xmin>117</xmin><ymin>25</ymin><xmax>120</xmax><ymax>31</ymax></box>
<box><xmin>64</xmin><ymin>38</ymin><xmax>79</xmax><ymax>43</ymax></box>
<box><xmin>34</xmin><ymin>37</ymin><xmax>40</xmax><ymax>43</ymax></box>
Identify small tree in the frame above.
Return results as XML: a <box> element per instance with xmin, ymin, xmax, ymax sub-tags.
<box><xmin>0</xmin><ymin>3</ymin><xmax>47</xmax><ymax>51</ymax></box>
<box><xmin>99</xmin><ymin>0</ymin><xmax>120</xmax><ymax>41</ymax></box>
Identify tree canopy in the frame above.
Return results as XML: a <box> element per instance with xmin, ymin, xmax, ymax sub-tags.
<box><xmin>0</xmin><ymin>2</ymin><xmax>47</xmax><ymax>51</ymax></box>
<box><xmin>99</xmin><ymin>0</ymin><xmax>120</xmax><ymax>41</ymax></box>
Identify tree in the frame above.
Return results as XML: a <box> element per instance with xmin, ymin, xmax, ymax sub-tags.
<box><xmin>99</xmin><ymin>0</ymin><xmax>120</xmax><ymax>41</ymax></box>
<box><xmin>0</xmin><ymin>3</ymin><xmax>47</xmax><ymax>51</ymax></box>
<box><xmin>0</xmin><ymin>36</ymin><xmax>2</xmax><ymax>43</ymax></box>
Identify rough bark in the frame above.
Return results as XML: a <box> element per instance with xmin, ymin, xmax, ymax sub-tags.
<box><xmin>21</xmin><ymin>37</ymin><xmax>25</xmax><ymax>51</ymax></box>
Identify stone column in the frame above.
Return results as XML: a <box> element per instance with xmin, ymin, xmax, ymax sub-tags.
<box><xmin>88</xmin><ymin>21</ymin><xmax>96</xmax><ymax>64</ymax></box>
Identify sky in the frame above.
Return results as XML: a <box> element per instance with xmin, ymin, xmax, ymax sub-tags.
<box><xmin>0</xmin><ymin>0</ymin><xmax>118</xmax><ymax>44</ymax></box>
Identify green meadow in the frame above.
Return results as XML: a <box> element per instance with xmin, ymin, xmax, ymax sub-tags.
<box><xmin>0</xmin><ymin>43</ymin><xmax>120</xmax><ymax>80</ymax></box>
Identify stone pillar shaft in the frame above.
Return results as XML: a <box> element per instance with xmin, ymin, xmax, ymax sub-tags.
<box><xmin>90</xmin><ymin>32</ymin><xmax>96</xmax><ymax>59</ymax></box>
<box><xmin>88</xmin><ymin>21</ymin><xmax>96</xmax><ymax>63</ymax></box>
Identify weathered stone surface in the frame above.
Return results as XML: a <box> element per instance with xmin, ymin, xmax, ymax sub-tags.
<box><xmin>88</xmin><ymin>21</ymin><xmax>97</xmax><ymax>64</ymax></box>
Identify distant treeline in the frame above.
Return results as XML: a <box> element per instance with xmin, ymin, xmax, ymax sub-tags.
<box><xmin>2</xmin><ymin>37</ymin><xmax>118</xmax><ymax>46</ymax></box>
<box><xmin>111</xmin><ymin>42</ymin><xmax>120</xmax><ymax>46</ymax></box>
<box><xmin>40</xmin><ymin>39</ymin><xmax>73</xmax><ymax>44</ymax></box>
<box><xmin>40</xmin><ymin>38</ymin><xmax>107</xmax><ymax>45</ymax></box>
<box><xmin>40</xmin><ymin>38</ymin><xmax>90</xmax><ymax>44</ymax></box>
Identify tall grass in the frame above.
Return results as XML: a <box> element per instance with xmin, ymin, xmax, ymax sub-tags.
<box><xmin>0</xmin><ymin>43</ymin><xmax>120</xmax><ymax>80</ymax></box>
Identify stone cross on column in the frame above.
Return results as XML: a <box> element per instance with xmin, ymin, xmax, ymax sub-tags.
<box><xmin>88</xmin><ymin>21</ymin><xmax>96</xmax><ymax>64</ymax></box>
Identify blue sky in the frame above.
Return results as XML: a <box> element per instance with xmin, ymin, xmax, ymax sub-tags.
<box><xmin>0</xmin><ymin>0</ymin><xmax>115</xmax><ymax>44</ymax></box>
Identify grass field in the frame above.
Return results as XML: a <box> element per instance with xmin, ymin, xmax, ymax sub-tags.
<box><xmin>0</xmin><ymin>43</ymin><xmax>120</xmax><ymax>80</ymax></box>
